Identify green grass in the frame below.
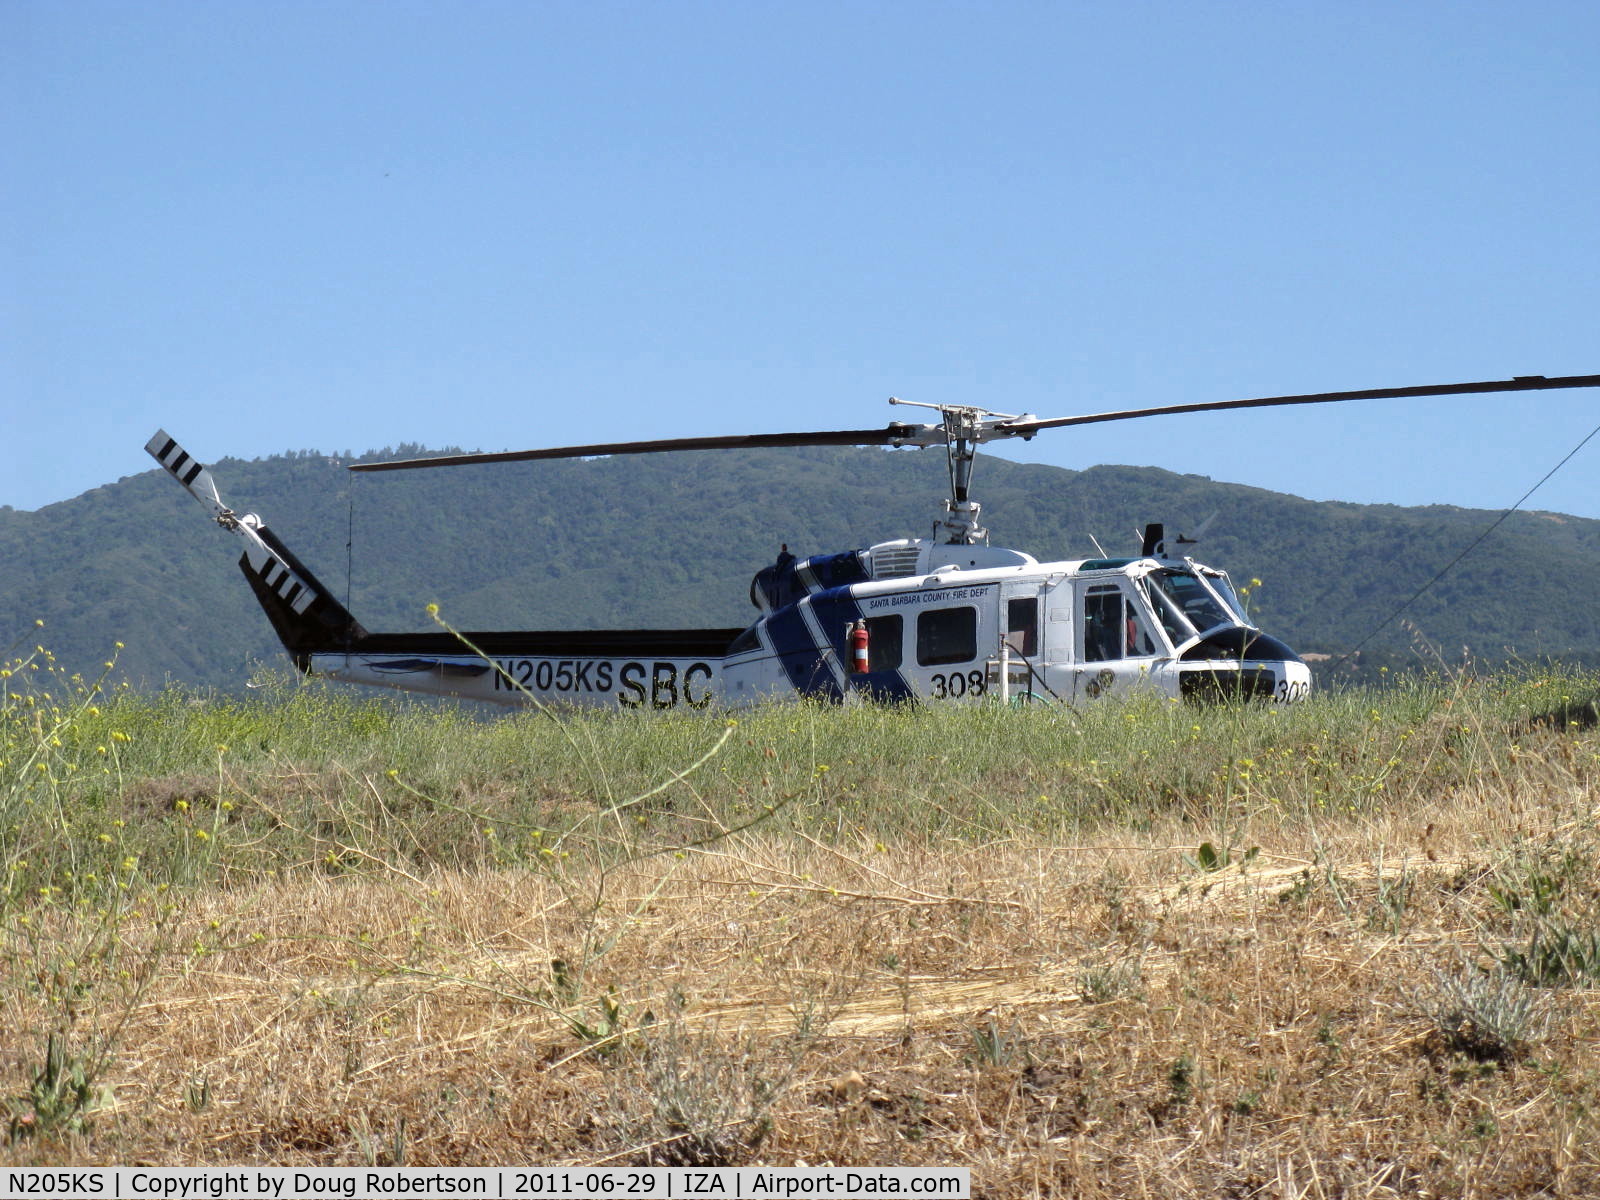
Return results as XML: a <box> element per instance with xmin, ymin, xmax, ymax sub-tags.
<box><xmin>9</xmin><ymin>644</ymin><xmax>1600</xmax><ymax>1183</ymax></box>
<box><xmin>8</xmin><ymin>655</ymin><xmax>1600</xmax><ymax>909</ymax></box>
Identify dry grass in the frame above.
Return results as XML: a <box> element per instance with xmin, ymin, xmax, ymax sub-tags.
<box><xmin>7</xmin><ymin>784</ymin><xmax>1600</xmax><ymax>1196</ymax></box>
<box><xmin>8</xmin><ymin>662</ymin><xmax>1600</xmax><ymax>1194</ymax></box>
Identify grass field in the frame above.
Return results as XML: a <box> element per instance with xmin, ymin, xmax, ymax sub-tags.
<box><xmin>5</xmin><ymin>645</ymin><xmax>1600</xmax><ymax>1197</ymax></box>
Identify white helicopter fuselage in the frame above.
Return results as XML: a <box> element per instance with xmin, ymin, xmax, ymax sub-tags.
<box><xmin>308</xmin><ymin>537</ymin><xmax>1311</xmax><ymax>710</ymax></box>
<box><xmin>150</xmin><ymin>375</ymin><xmax>1600</xmax><ymax>708</ymax></box>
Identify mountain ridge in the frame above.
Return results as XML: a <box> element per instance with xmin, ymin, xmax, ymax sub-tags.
<box><xmin>5</xmin><ymin>444</ymin><xmax>1598</xmax><ymax>692</ymax></box>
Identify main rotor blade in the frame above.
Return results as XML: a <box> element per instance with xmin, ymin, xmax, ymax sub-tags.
<box><xmin>349</xmin><ymin>424</ymin><xmax>928</xmax><ymax>471</ymax></box>
<box><xmin>351</xmin><ymin>373</ymin><xmax>1600</xmax><ymax>472</ymax></box>
<box><xmin>999</xmin><ymin>374</ymin><xmax>1600</xmax><ymax>437</ymax></box>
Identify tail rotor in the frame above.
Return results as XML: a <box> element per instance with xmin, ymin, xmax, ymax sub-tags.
<box><xmin>146</xmin><ymin>430</ymin><xmax>362</xmax><ymax>656</ymax></box>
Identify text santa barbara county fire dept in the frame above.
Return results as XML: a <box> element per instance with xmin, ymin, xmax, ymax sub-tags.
<box><xmin>1</xmin><ymin>1167</ymin><xmax>970</xmax><ymax>1199</ymax></box>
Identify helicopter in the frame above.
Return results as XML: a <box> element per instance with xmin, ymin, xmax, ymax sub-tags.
<box><xmin>147</xmin><ymin>373</ymin><xmax>1600</xmax><ymax>711</ymax></box>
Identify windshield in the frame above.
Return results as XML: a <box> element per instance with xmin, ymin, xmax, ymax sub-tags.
<box><xmin>1201</xmin><ymin>569</ymin><xmax>1249</xmax><ymax>623</ymax></box>
<box><xmin>1147</xmin><ymin>569</ymin><xmax>1241</xmax><ymax>640</ymax></box>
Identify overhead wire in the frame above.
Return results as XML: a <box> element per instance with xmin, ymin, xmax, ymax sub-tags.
<box><xmin>346</xmin><ymin>463</ymin><xmax>358</xmax><ymax>617</ymax></box>
<box><xmin>1332</xmin><ymin>416</ymin><xmax>1600</xmax><ymax>669</ymax></box>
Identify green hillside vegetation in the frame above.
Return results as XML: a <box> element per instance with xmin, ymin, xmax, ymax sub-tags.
<box><xmin>4</xmin><ymin>444</ymin><xmax>1600</xmax><ymax>693</ymax></box>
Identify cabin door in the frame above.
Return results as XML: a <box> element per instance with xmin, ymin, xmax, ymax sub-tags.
<box><xmin>1072</xmin><ymin>579</ymin><xmax>1162</xmax><ymax>702</ymax></box>
<box><xmin>996</xmin><ymin>580</ymin><xmax>1048</xmax><ymax>701</ymax></box>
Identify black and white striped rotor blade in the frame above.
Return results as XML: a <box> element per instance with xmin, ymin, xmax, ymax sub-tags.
<box><xmin>145</xmin><ymin>429</ymin><xmax>322</xmax><ymax>617</ymax></box>
<box><xmin>146</xmin><ymin>430</ymin><xmax>231</xmax><ymax>521</ymax></box>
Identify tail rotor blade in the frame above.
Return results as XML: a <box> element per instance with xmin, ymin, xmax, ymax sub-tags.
<box><xmin>145</xmin><ymin>429</ymin><xmax>333</xmax><ymax>622</ymax></box>
<box><xmin>146</xmin><ymin>430</ymin><xmax>231</xmax><ymax>523</ymax></box>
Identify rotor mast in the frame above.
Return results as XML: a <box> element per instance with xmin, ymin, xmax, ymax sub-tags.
<box><xmin>888</xmin><ymin>399</ymin><xmax>1032</xmax><ymax>544</ymax></box>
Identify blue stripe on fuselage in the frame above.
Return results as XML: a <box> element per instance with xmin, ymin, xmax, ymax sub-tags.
<box><xmin>764</xmin><ymin>601</ymin><xmax>839</xmax><ymax>702</ymax></box>
<box><xmin>763</xmin><ymin>585</ymin><xmax>915</xmax><ymax>704</ymax></box>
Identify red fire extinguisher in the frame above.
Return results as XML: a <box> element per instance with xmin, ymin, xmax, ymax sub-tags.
<box><xmin>849</xmin><ymin>619</ymin><xmax>870</xmax><ymax>674</ymax></box>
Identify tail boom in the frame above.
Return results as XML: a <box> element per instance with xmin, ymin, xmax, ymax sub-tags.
<box><xmin>149</xmin><ymin>429</ymin><xmax>739</xmax><ymax>707</ymax></box>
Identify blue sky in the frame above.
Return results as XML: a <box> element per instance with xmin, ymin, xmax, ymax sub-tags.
<box><xmin>6</xmin><ymin>1</ymin><xmax>1599</xmax><ymax>523</ymax></box>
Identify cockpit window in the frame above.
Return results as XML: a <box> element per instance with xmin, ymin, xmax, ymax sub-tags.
<box><xmin>1148</xmin><ymin>570</ymin><xmax>1238</xmax><ymax>638</ymax></box>
<box><xmin>1201</xmin><ymin>570</ymin><xmax>1249</xmax><ymax>622</ymax></box>
<box><xmin>1143</xmin><ymin>582</ymin><xmax>1193</xmax><ymax>646</ymax></box>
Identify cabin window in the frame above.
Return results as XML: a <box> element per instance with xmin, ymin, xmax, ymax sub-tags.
<box><xmin>1006</xmin><ymin>597</ymin><xmax>1038</xmax><ymax>656</ymax></box>
<box><xmin>916</xmin><ymin>606</ymin><xmax>977</xmax><ymax>666</ymax></box>
<box><xmin>1083</xmin><ymin>585</ymin><xmax>1157</xmax><ymax>662</ymax></box>
<box><xmin>864</xmin><ymin>615</ymin><xmax>903</xmax><ymax>671</ymax></box>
